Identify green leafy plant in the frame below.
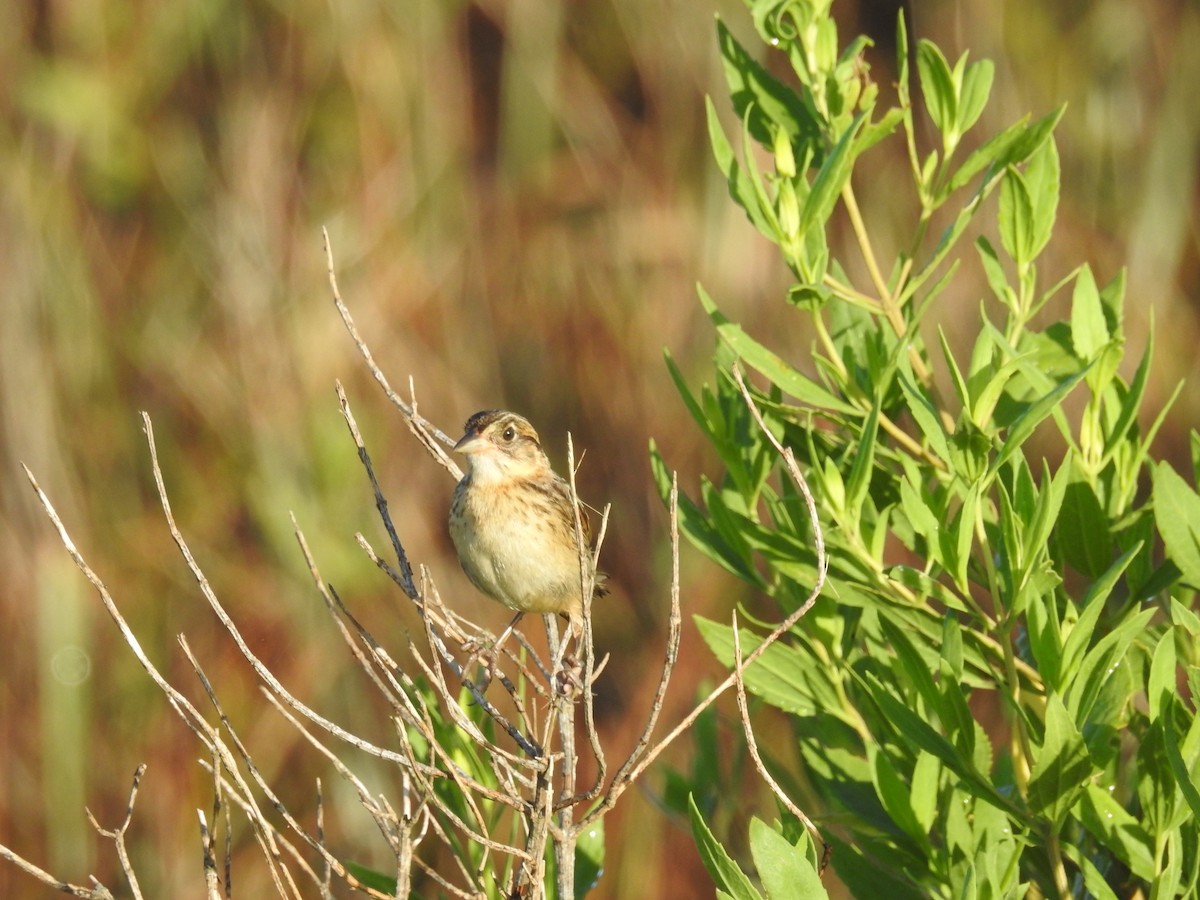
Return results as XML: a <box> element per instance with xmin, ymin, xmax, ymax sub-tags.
<box><xmin>660</xmin><ymin>0</ymin><xmax>1200</xmax><ymax>896</ymax></box>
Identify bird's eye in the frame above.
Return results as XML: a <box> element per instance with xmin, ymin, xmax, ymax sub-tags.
<box><xmin>502</xmin><ymin>426</ymin><xmax>516</xmax><ymax>442</ymax></box>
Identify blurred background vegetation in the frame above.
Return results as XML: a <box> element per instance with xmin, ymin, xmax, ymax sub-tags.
<box><xmin>1</xmin><ymin>0</ymin><xmax>1197</xmax><ymax>895</ymax></box>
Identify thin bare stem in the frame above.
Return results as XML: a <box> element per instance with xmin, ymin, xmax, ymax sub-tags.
<box><xmin>0</xmin><ymin>843</ymin><xmax>116</xmax><ymax>900</ymax></box>
<box><xmin>138</xmin><ymin>412</ymin><xmax>416</xmax><ymax>771</ymax></box>
<box><xmin>581</xmin><ymin>364</ymin><xmax>827</xmax><ymax>829</ymax></box>
<box><xmin>337</xmin><ymin>382</ymin><xmax>420</xmax><ymax>597</ymax></box>
<box><xmin>573</xmin><ymin>474</ymin><xmax>682</xmax><ymax>824</ymax></box>
<box><xmin>731</xmin><ymin>613</ymin><xmax>830</xmax><ymax>873</ymax></box>
<box><xmin>197</xmin><ymin>811</ymin><xmax>222</xmax><ymax>900</ymax></box>
<box><xmin>323</xmin><ymin>228</ymin><xmax>460</xmax><ymax>477</ymax></box>
<box><xmin>85</xmin><ymin>764</ymin><xmax>148</xmax><ymax>900</ymax></box>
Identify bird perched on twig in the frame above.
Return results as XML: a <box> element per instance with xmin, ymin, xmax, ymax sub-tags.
<box><xmin>448</xmin><ymin>410</ymin><xmax>606</xmax><ymax>652</ymax></box>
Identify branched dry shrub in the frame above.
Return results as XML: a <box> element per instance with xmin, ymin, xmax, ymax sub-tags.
<box><xmin>2</xmin><ymin>232</ymin><xmax>827</xmax><ymax>900</ymax></box>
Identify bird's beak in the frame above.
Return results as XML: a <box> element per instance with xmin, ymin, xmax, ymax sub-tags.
<box><xmin>453</xmin><ymin>433</ymin><xmax>488</xmax><ymax>455</ymax></box>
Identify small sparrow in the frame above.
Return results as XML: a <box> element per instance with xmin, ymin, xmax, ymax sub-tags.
<box><xmin>448</xmin><ymin>410</ymin><xmax>606</xmax><ymax>645</ymax></box>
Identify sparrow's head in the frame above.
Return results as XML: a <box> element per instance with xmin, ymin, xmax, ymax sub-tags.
<box><xmin>454</xmin><ymin>410</ymin><xmax>549</xmax><ymax>482</ymax></box>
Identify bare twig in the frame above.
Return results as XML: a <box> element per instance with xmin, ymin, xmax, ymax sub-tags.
<box><xmin>580</xmin><ymin>363</ymin><xmax>827</xmax><ymax>829</ymax></box>
<box><xmin>316</xmin><ymin>780</ymin><xmax>332</xmax><ymax>900</ymax></box>
<box><xmin>731</xmin><ymin>613</ymin><xmax>829</xmax><ymax>872</ymax></box>
<box><xmin>138</xmin><ymin>412</ymin><xmax>416</xmax><ymax>771</ymax></box>
<box><xmin>22</xmin><ymin>461</ymin><xmax>309</xmax><ymax>896</ymax></box>
<box><xmin>0</xmin><ymin>842</ymin><xmax>115</xmax><ymax>900</ymax></box>
<box><xmin>323</xmin><ymin>228</ymin><xmax>460</xmax><ymax>477</ymax></box>
<box><xmin>336</xmin><ymin>381</ymin><xmax>420</xmax><ymax>597</ymax></box>
<box><xmin>565</xmin><ymin>433</ymin><xmax>609</xmax><ymax>803</ymax></box>
<box><xmin>85</xmin><ymin>764</ymin><xmax>148</xmax><ymax>900</ymax></box>
<box><xmin>197</xmin><ymin>811</ymin><xmax>221</xmax><ymax>900</ymax></box>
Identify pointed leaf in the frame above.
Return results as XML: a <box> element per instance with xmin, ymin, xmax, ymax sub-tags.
<box><xmin>749</xmin><ymin>818</ymin><xmax>829</xmax><ymax>899</ymax></box>
<box><xmin>1027</xmin><ymin>694</ymin><xmax>1093</xmax><ymax>822</ymax></box>
<box><xmin>1056</xmin><ymin>473</ymin><xmax>1112</xmax><ymax>578</ymax></box>
<box><xmin>861</xmin><ymin>675</ymin><xmax>1023</xmax><ymax>819</ymax></box>
<box><xmin>1152</xmin><ymin>462</ymin><xmax>1200</xmax><ymax>588</ymax></box>
<box><xmin>1023</xmin><ymin>138</ymin><xmax>1060</xmax><ymax>261</ymax></box>
<box><xmin>898</xmin><ymin>374</ymin><xmax>951</xmax><ymax>462</ymax></box>
<box><xmin>689</xmin><ymin>794</ymin><xmax>763</xmax><ymax>900</ymax></box>
<box><xmin>717</xmin><ymin>20</ymin><xmax>821</xmax><ymax>149</ymax></box>
<box><xmin>799</xmin><ymin>113</ymin><xmax>865</xmax><ymax>235</ymax></box>
<box><xmin>870</xmin><ymin>748</ymin><xmax>930</xmax><ymax>849</ymax></box>
<box><xmin>916</xmin><ymin>40</ymin><xmax>956</xmax><ymax>135</ymax></box>
<box><xmin>1070</xmin><ymin>264</ymin><xmax>1107</xmax><ymax>362</ymax></box>
<box><xmin>999</xmin><ymin>166</ymin><xmax>1033</xmax><ymax>266</ymax></box>
<box><xmin>957</xmin><ymin>59</ymin><xmax>994</xmax><ymax>135</ymax></box>
<box><xmin>699</xmin><ymin>285</ymin><xmax>854</xmax><ymax>413</ymax></box>
<box><xmin>1161</xmin><ymin>701</ymin><xmax>1200</xmax><ymax>827</ymax></box>
<box><xmin>845</xmin><ymin>401</ymin><xmax>880</xmax><ymax>523</ymax></box>
<box><xmin>1075</xmin><ymin>784</ymin><xmax>1155</xmax><ymax>881</ymax></box>
<box><xmin>991</xmin><ymin>368</ymin><xmax>1088</xmax><ymax>475</ymax></box>
<box><xmin>707</xmin><ymin>97</ymin><xmax>777</xmax><ymax>239</ymax></box>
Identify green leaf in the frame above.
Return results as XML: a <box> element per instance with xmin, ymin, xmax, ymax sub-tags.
<box><xmin>1153</xmin><ymin>462</ymin><xmax>1200</xmax><ymax>588</ymax></box>
<box><xmin>916</xmin><ymin>40</ymin><xmax>956</xmax><ymax>136</ymax></box>
<box><xmin>870</xmin><ymin>747</ymin><xmax>930</xmax><ymax>849</ymax></box>
<box><xmin>939</xmin><ymin>327</ymin><xmax>971</xmax><ymax>413</ymax></box>
<box><xmin>1055</xmin><ymin>471</ymin><xmax>1112</xmax><ymax>578</ymax></box>
<box><xmin>955</xmin><ymin>865</ymin><xmax>977</xmax><ymax>900</ymax></box>
<box><xmin>860</xmin><ymin>674</ymin><xmax>1022</xmax><ymax>819</ymax></box>
<box><xmin>689</xmin><ymin>794</ymin><xmax>763</xmax><ymax>900</ymax></box>
<box><xmin>886</xmin><ymin>565</ymin><xmax>971</xmax><ymax>614</ymax></box>
<box><xmin>799</xmin><ymin>113</ymin><xmax>865</xmax><ymax>236</ymax></box>
<box><xmin>1155</xmin><ymin>829</ymin><xmax>1184</xmax><ymax>900</ymax></box>
<box><xmin>844</xmin><ymin>401</ymin><xmax>879</xmax><ymax>524</ymax></box>
<box><xmin>854</xmin><ymin>106</ymin><xmax>904</xmax><ymax>156</ymax></box>
<box><xmin>699</xmin><ymin>285</ymin><xmax>854</xmax><ymax>413</ymax></box>
<box><xmin>957</xmin><ymin>59</ymin><xmax>993</xmax><ymax>135</ymax></box>
<box><xmin>975</xmin><ymin>236</ymin><xmax>1015</xmax><ymax>308</ymax></box>
<box><xmin>998</xmin><ymin>166</ymin><xmax>1034</xmax><ymax>267</ymax></box>
<box><xmin>696</xmin><ymin>617</ymin><xmax>841</xmax><ymax>716</ymax></box>
<box><xmin>941</xmin><ymin>614</ymin><xmax>964</xmax><ymax>682</ymax></box>
<box><xmin>879</xmin><ymin>612</ymin><xmax>943</xmax><ymax>715</ymax></box>
<box><xmin>1070</xmin><ymin>264</ymin><xmax>1107</xmax><ymax>362</ymax></box>
<box><xmin>1066</xmin><ymin>606</ymin><xmax>1155</xmax><ymax>726</ymax></box>
<box><xmin>1022</xmin><ymin>138</ymin><xmax>1059</xmax><ymax>261</ymax></box>
<box><xmin>707</xmin><ymin>97</ymin><xmax>777</xmax><ymax>240</ymax></box>
<box><xmin>575</xmin><ymin>816</ymin><xmax>605</xmax><ymax>897</ymax></box>
<box><xmin>1075</xmin><ymin>783</ymin><xmax>1155</xmax><ymax>881</ymax></box>
<box><xmin>1102</xmin><ymin>330</ymin><xmax>1153</xmax><ymax>465</ymax></box>
<box><xmin>899</xmin><ymin>470</ymin><xmax>940</xmax><ymax>544</ymax></box>
<box><xmin>946</xmin><ymin>106</ymin><xmax>1063</xmax><ymax>195</ymax></box>
<box><xmin>910</xmin><ymin>751</ymin><xmax>941</xmax><ymax>835</ymax></box>
<box><xmin>1058</xmin><ymin>842</ymin><xmax>1121</xmax><ymax>900</ymax></box>
<box><xmin>951</xmin><ymin>485</ymin><xmax>979</xmax><ymax>594</ymax></box>
<box><xmin>650</xmin><ymin>443</ymin><xmax>763</xmax><ymax>585</ymax></box>
<box><xmin>344</xmin><ymin>861</ymin><xmax>396</xmax><ymax>893</ymax></box>
<box><xmin>665</xmin><ymin>350</ymin><xmax>717</xmax><ymax>445</ymax></box>
<box><xmin>1027</xmin><ymin>693</ymin><xmax>1093</xmax><ymax>823</ymax></box>
<box><xmin>990</xmin><ymin>367</ymin><xmax>1089</xmax><ymax>475</ymax></box>
<box><xmin>1147</xmin><ymin>628</ymin><xmax>1177</xmax><ymax>723</ymax></box>
<box><xmin>1024</xmin><ymin>572</ymin><xmax>1065</xmax><ymax>687</ymax></box>
<box><xmin>749</xmin><ymin>818</ymin><xmax>829</xmax><ymax>899</ymax></box>
<box><xmin>898</xmin><ymin>373</ymin><xmax>951</xmax><ymax>462</ymax></box>
<box><xmin>1024</xmin><ymin>457</ymin><xmax>1069</xmax><ymax>569</ymax></box>
<box><xmin>717</xmin><ymin>20</ymin><xmax>821</xmax><ymax>150</ymax></box>
<box><xmin>1058</xmin><ymin>543</ymin><xmax>1140</xmax><ymax>690</ymax></box>
<box><xmin>1161</xmin><ymin>701</ymin><xmax>1200</xmax><ymax>827</ymax></box>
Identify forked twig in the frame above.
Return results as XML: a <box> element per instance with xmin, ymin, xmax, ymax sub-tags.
<box><xmin>731</xmin><ymin>613</ymin><xmax>830</xmax><ymax>872</ymax></box>
<box><xmin>579</xmin><ymin>363</ymin><xmax>827</xmax><ymax>829</ymax></box>
<box><xmin>85</xmin><ymin>764</ymin><xmax>148</xmax><ymax>900</ymax></box>
<box><xmin>322</xmin><ymin>228</ymin><xmax>460</xmax><ymax>478</ymax></box>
